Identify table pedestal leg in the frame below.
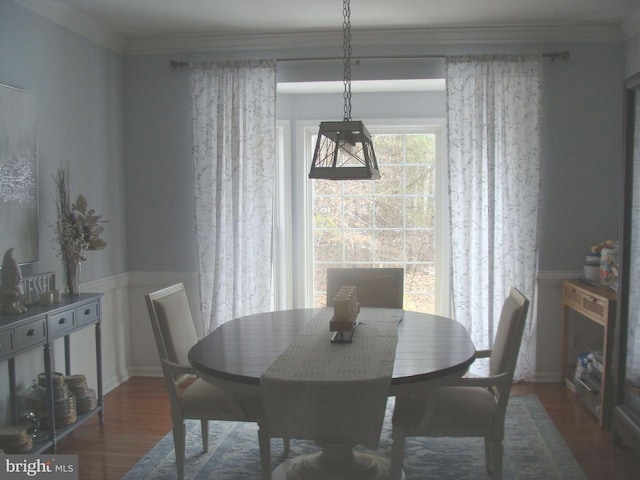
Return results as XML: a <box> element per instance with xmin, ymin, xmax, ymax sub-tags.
<box><xmin>272</xmin><ymin>441</ymin><xmax>404</xmax><ymax>480</ymax></box>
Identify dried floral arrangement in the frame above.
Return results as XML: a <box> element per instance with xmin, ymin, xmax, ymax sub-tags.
<box><xmin>53</xmin><ymin>167</ymin><xmax>107</xmax><ymax>294</ymax></box>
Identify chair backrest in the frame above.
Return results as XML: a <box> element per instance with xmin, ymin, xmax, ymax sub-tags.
<box><xmin>326</xmin><ymin>267</ymin><xmax>404</xmax><ymax>309</ymax></box>
<box><xmin>489</xmin><ymin>287</ymin><xmax>530</xmax><ymax>380</ymax></box>
<box><xmin>145</xmin><ymin>283</ymin><xmax>199</xmax><ymax>422</ymax></box>
<box><xmin>145</xmin><ymin>283</ymin><xmax>198</xmax><ymax>373</ymax></box>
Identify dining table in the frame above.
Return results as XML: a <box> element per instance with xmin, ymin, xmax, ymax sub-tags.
<box><xmin>188</xmin><ymin>308</ymin><xmax>476</xmax><ymax>480</ymax></box>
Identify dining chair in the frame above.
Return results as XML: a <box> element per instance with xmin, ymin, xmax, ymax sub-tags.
<box><xmin>326</xmin><ymin>267</ymin><xmax>404</xmax><ymax>308</ymax></box>
<box><xmin>145</xmin><ymin>283</ymin><xmax>281</xmax><ymax>480</ymax></box>
<box><xmin>390</xmin><ymin>287</ymin><xmax>530</xmax><ymax>480</ymax></box>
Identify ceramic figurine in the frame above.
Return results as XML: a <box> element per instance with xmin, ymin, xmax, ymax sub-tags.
<box><xmin>0</xmin><ymin>248</ymin><xmax>27</xmax><ymax>313</ymax></box>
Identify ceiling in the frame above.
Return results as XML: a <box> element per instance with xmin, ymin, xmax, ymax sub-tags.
<box><xmin>39</xmin><ymin>0</ymin><xmax>640</xmax><ymax>40</ymax></box>
<box><xmin>15</xmin><ymin>0</ymin><xmax>640</xmax><ymax>55</ymax></box>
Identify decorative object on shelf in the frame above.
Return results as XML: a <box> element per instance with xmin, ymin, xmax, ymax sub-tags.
<box><xmin>52</xmin><ymin>167</ymin><xmax>107</xmax><ymax>295</ymax></box>
<box><xmin>308</xmin><ymin>0</ymin><xmax>380</xmax><ymax>181</ymax></box>
<box><xmin>36</xmin><ymin>371</ymin><xmax>78</xmax><ymax>427</ymax></box>
<box><xmin>0</xmin><ymin>426</ymin><xmax>32</xmax><ymax>453</ymax></box>
<box><xmin>0</xmin><ymin>247</ymin><xmax>27</xmax><ymax>313</ymax></box>
<box><xmin>17</xmin><ymin>380</ymin><xmax>45</xmax><ymax>440</ymax></box>
<box><xmin>20</xmin><ymin>272</ymin><xmax>55</xmax><ymax>306</ymax></box>
<box><xmin>590</xmin><ymin>239</ymin><xmax>619</xmax><ymax>290</ymax></box>
<box><xmin>583</xmin><ymin>254</ymin><xmax>600</xmax><ymax>282</ymax></box>
<box><xmin>65</xmin><ymin>374</ymin><xmax>97</xmax><ymax>414</ymax></box>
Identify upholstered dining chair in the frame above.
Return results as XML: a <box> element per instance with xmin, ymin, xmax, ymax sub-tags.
<box><xmin>145</xmin><ymin>283</ymin><xmax>281</xmax><ymax>480</ymax></box>
<box><xmin>326</xmin><ymin>267</ymin><xmax>404</xmax><ymax>308</ymax></box>
<box><xmin>390</xmin><ymin>287</ymin><xmax>530</xmax><ymax>480</ymax></box>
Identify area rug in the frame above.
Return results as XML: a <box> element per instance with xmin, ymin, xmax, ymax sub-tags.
<box><xmin>123</xmin><ymin>395</ymin><xmax>586</xmax><ymax>479</ymax></box>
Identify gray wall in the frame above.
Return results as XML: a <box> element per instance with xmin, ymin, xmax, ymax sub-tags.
<box><xmin>0</xmin><ymin>0</ymin><xmax>128</xmax><ymax>424</ymax></box>
<box><xmin>0</xmin><ymin>0</ymin><xmax>127</xmax><ymax>281</ymax></box>
<box><xmin>124</xmin><ymin>42</ymin><xmax>625</xmax><ymax>275</ymax></box>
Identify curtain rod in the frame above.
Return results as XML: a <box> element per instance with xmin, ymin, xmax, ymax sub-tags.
<box><xmin>169</xmin><ymin>50</ymin><xmax>569</xmax><ymax>69</ymax></box>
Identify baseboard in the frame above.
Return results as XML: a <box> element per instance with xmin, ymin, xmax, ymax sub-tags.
<box><xmin>103</xmin><ymin>369</ymin><xmax>133</xmax><ymax>394</ymax></box>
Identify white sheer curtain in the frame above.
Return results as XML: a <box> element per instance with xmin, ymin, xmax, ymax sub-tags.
<box><xmin>446</xmin><ymin>54</ymin><xmax>542</xmax><ymax>380</ymax></box>
<box><xmin>190</xmin><ymin>60</ymin><xmax>277</xmax><ymax>335</ymax></box>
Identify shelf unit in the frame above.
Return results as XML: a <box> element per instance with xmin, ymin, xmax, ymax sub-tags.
<box><xmin>0</xmin><ymin>293</ymin><xmax>103</xmax><ymax>452</ymax></box>
<box><xmin>561</xmin><ymin>279</ymin><xmax>617</xmax><ymax>427</ymax></box>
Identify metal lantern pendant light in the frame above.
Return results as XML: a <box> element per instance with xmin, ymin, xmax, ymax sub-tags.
<box><xmin>308</xmin><ymin>0</ymin><xmax>380</xmax><ymax>180</ymax></box>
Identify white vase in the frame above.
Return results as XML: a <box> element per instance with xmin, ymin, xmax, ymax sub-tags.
<box><xmin>65</xmin><ymin>260</ymin><xmax>81</xmax><ymax>296</ymax></box>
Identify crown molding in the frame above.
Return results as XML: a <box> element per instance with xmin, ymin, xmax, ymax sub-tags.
<box><xmin>125</xmin><ymin>24</ymin><xmax>624</xmax><ymax>55</ymax></box>
<box><xmin>14</xmin><ymin>0</ymin><xmax>627</xmax><ymax>56</ymax></box>
<box><xmin>14</xmin><ymin>0</ymin><xmax>126</xmax><ymax>52</ymax></box>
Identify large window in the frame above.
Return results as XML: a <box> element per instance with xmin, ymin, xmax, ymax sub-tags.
<box><xmin>307</xmin><ymin>122</ymin><xmax>448</xmax><ymax>314</ymax></box>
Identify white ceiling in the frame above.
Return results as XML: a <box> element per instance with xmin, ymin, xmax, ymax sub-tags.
<box><xmin>16</xmin><ymin>0</ymin><xmax>640</xmax><ymax>53</ymax></box>
<box><xmin>34</xmin><ymin>0</ymin><xmax>640</xmax><ymax>38</ymax></box>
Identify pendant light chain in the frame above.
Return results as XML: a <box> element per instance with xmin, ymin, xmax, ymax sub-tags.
<box><xmin>342</xmin><ymin>0</ymin><xmax>352</xmax><ymax>122</ymax></box>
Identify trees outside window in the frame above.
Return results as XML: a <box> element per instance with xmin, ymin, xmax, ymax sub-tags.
<box><xmin>310</xmin><ymin>126</ymin><xmax>447</xmax><ymax>314</ymax></box>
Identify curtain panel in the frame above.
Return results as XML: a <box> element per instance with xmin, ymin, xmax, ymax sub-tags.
<box><xmin>446</xmin><ymin>54</ymin><xmax>542</xmax><ymax>380</ymax></box>
<box><xmin>190</xmin><ymin>60</ymin><xmax>277</xmax><ymax>335</ymax></box>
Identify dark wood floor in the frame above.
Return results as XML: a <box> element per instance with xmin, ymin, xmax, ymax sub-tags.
<box><xmin>55</xmin><ymin>377</ymin><xmax>640</xmax><ymax>480</ymax></box>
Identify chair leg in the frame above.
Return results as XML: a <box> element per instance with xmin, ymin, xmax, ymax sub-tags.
<box><xmin>172</xmin><ymin>422</ymin><xmax>186</xmax><ymax>480</ymax></box>
<box><xmin>391</xmin><ymin>431</ymin><xmax>405</xmax><ymax>480</ymax></box>
<box><xmin>491</xmin><ymin>439</ymin><xmax>503</xmax><ymax>480</ymax></box>
<box><xmin>258</xmin><ymin>424</ymin><xmax>272</xmax><ymax>480</ymax></box>
<box><xmin>200</xmin><ymin>420</ymin><xmax>209</xmax><ymax>452</ymax></box>
<box><xmin>283</xmin><ymin>437</ymin><xmax>290</xmax><ymax>456</ymax></box>
<box><xmin>484</xmin><ymin>437</ymin><xmax>492</xmax><ymax>474</ymax></box>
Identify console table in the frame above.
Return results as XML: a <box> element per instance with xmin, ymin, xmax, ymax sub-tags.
<box><xmin>561</xmin><ymin>279</ymin><xmax>617</xmax><ymax>427</ymax></box>
<box><xmin>0</xmin><ymin>293</ymin><xmax>103</xmax><ymax>452</ymax></box>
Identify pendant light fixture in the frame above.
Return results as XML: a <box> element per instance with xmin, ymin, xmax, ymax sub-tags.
<box><xmin>308</xmin><ymin>0</ymin><xmax>380</xmax><ymax>180</ymax></box>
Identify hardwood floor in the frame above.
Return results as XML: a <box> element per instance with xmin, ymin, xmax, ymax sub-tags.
<box><xmin>55</xmin><ymin>377</ymin><xmax>640</xmax><ymax>479</ymax></box>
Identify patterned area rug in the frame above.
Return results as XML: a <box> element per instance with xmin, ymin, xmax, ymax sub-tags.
<box><xmin>123</xmin><ymin>395</ymin><xmax>586</xmax><ymax>479</ymax></box>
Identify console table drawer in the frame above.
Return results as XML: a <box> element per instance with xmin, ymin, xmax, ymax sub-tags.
<box><xmin>48</xmin><ymin>310</ymin><xmax>76</xmax><ymax>336</ymax></box>
<box><xmin>15</xmin><ymin>318</ymin><xmax>46</xmax><ymax>351</ymax></box>
<box><xmin>0</xmin><ymin>331</ymin><xmax>15</xmax><ymax>359</ymax></box>
<box><xmin>563</xmin><ymin>283</ymin><xmax>607</xmax><ymax>324</ymax></box>
<box><xmin>76</xmin><ymin>301</ymin><xmax>99</xmax><ymax>326</ymax></box>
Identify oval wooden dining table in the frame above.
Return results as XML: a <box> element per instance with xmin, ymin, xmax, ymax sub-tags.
<box><xmin>188</xmin><ymin>308</ymin><xmax>476</xmax><ymax>480</ymax></box>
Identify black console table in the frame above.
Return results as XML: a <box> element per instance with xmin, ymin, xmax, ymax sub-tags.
<box><xmin>0</xmin><ymin>293</ymin><xmax>103</xmax><ymax>452</ymax></box>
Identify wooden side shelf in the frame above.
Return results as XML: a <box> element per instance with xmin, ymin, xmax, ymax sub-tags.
<box><xmin>561</xmin><ymin>279</ymin><xmax>617</xmax><ymax>427</ymax></box>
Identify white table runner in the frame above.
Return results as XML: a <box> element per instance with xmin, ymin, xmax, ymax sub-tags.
<box><xmin>260</xmin><ymin>307</ymin><xmax>403</xmax><ymax>449</ymax></box>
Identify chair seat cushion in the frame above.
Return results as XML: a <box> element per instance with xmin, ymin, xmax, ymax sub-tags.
<box><xmin>394</xmin><ymin>386</ymin><xmax>498</xmax><ymax>437</ymax></box>
<box><xmin>181</xmin><ymin>378</ymin><xmax>261</xmax><ymax>421</ymax></box>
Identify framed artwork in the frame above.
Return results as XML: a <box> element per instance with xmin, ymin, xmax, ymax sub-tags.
<box><xmin>0</xmin><ymin>83</ymin><xmax>38</xmax><ymax>264</ymax></box>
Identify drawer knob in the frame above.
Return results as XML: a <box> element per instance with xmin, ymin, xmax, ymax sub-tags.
<box><xmin>84</xmin><ymin>309</ymin><xmax>91</xmax><ymax>315</ymax></box>
<box><xmin>59</xmin><ymin>318</ymin><xmax>66</xmax><ymax>325</ymax></box>
<box><xmin>27</xmin><ymin>329</ymin><xmax>36</xmax><ymax>336</ymax></box>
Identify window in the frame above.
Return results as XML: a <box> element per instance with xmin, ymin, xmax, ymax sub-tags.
<box><xmin>305</xmin><ymin>121</ymin><xmax>449</xmax><ymax>314</ymax></box>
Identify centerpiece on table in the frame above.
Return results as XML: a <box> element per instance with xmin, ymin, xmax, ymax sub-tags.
<box><xmin>52</xmin><ymin>167</ymin><xmax>107</xmax><ymax>296</ymax></box>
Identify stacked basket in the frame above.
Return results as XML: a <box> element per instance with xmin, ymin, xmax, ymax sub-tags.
<box><xmin>37</xmin><ymin>372</ymin><xmax>77</xmax><ymax>427</ymax></box>
<box><xmin>64</xmin><ymin>375</ymin><xmax>97</xmax><ymax>414</ymax></box>
<box><xmin>0</xmin><ymin>426</ymin><xmax>32</xmax><ymax>453</ymax></box>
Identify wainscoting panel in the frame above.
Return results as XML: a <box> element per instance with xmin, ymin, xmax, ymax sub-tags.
<box><xmin>0</xmin><ymin>268</ymin><xmax>579</xmax><ymax>426</ymax></box>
